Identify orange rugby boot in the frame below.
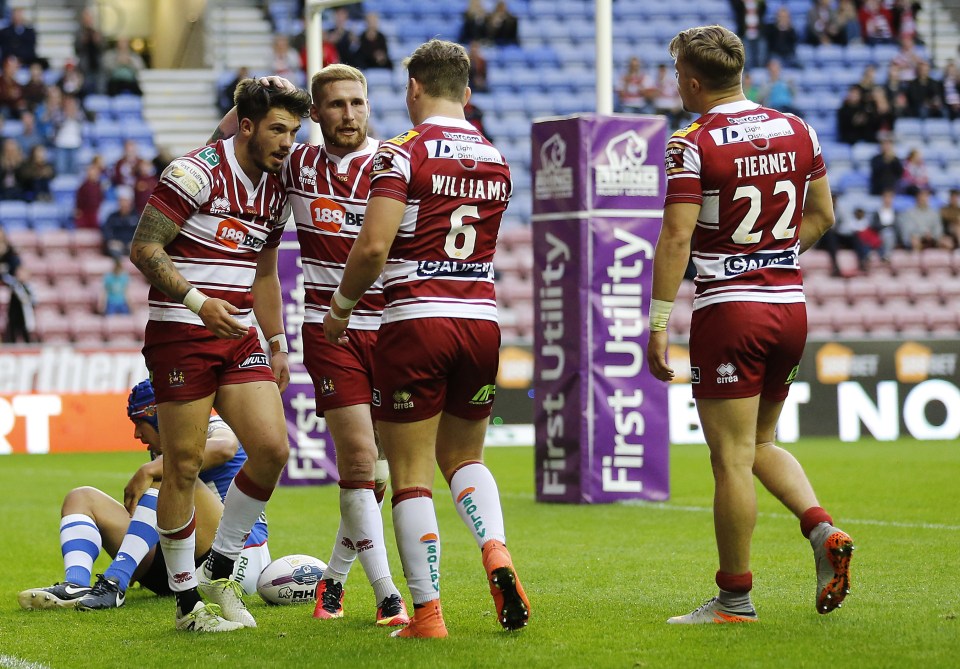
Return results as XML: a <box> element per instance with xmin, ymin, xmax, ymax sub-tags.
<box><xmin>390</xmin><ymin>599</ymin><xmax>448</xmax><ymax>638</ymax></box>
<box><xmin>481</xmin><ymin>539</ymin><xmax>530</xmax><ymax>631</ymax></box>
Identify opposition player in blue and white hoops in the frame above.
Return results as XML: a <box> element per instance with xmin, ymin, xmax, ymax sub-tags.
<box><xmin>646</xmin><ymin>25</ymin><xmax>854</xmax><ymax>624</ymax></box>
<box><xmin>17</xmin><ymin>379</ymin><xmax>270</xmax><ymax>614</ymax></box>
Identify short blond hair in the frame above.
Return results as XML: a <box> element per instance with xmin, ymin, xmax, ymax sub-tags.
<box><xmin>669</xmin><ymin>25</ymin><xmax>744</xmax><ymax>92</ymax></box>
<box><xmin>403</xmin><ymin>39</ymin><xmax>469</xmax><ymax>102</ymax></box>
<box><xmin>311</xmin><ymin>63</ymin><xmax>368</xmax><ymax>103</ymax></box>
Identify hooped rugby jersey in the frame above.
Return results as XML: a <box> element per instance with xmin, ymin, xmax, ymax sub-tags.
<box><xmin>200</xmin><ymin>415</ymin><xmax>268</xmax><ymax>548</ymax></box>
<box><xmin>664</xmin><ymin>100</ymin><xmax>827</xmax><ymax>309</ymax></box>
<box><xmin>146</xmin><ymin>138</ymin><xmax>289</xmax><ymax>327</ymax></box>
<box><xmin>281</xmin><ymin>138</ymin><xmax>384</xmax><ymax>329</ymax></box>
<box><xmin>367</xmin><ymin>116</ymin><xmax>511</xmax><ymax>323</ymax></box>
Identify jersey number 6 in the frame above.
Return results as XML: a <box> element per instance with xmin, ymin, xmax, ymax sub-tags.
<box><xmin>444</xmin><ymin>204</ymin><xmax>479</xmax><ymax>259</ymax></box>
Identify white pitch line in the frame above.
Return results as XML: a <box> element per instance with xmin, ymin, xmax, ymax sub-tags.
<box><xmin>0</xmin><ymin>656</ymin><xmax>51</xmax><ymax>669</ymax></box>
<box><xmin>623</xmin><ymin>501</ymin><xmax>960</xmax><ymax>531</ymax></box>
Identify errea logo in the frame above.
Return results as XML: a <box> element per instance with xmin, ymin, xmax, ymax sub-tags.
<box><xmin>300</xmin><ymin>165</ymin><xmax>317</xmax><ymax>186</ymax></box>
<box><xmin>716</xmin><ymin>363</ymin><xmax>739</xmax><ymax>384</ymax></box>
<box><xmin>216</xmin><ymin>219</ymin><xmax>264</xmax><ymax>251</ymax></box>
<box><xmin>392</xmin><ymin>389</ymin><xmax>414</xmax><ymax>410</ymax></box>
<box><xmin>210</xmin><ymin>196</ymin><xmax>231</xmax><ymax>214</ymax></box>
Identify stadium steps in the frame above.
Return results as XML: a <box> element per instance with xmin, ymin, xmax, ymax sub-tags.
<box><xmin>140</xmin><ymin>69</ymin><xmax>221</xmax><ymax>157</ymax></box>
<box><xmin>917</xmin><ymin>0</ymin><xmax>960</xmax><ymax>67</ymax></box>
<box><xmin>205</xmin><ymin>1</ymin><xmax>274</xmax><ymax>71</ymax></box>
<box><xmin>34</xmin><ymin>4</ymin><xmax>76</xmax><ymax>70</ymax></box>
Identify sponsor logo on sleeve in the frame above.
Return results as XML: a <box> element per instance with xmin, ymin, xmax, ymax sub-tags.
<box><xmin>371</xmin><ymin>149</ymin><xmax>396</xmax><ymax>175</ymax></box>
<box><xmin>672</xmin><ymin>122</ymin><xmax>700</xmax><ymax>138</ymax></box>
<box><xmin>664</xmin><ymin>142</ymin><xmax>686</xmax><ymax>175</ymax></box>
<box><xmin>165</xmin><ymin>160</ymin><xmax>208</xmax><ymax>198</ymax></box>
<box><xmin>386</xmin><ymin>130</ymin><xmax>419</xmax><ymax>146</ymax></box>
<box><xmin>196</xmin><ymin>146</ymin><xmax>220</xmax><ymax>167</ymax></box>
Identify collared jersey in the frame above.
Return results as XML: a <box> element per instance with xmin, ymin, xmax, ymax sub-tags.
<box><xmin>368</xmin><ymin>116</ymin><xmax>511</xmax><ymax>323</ymax></box>
<box><xmin>146</xmin><ymin>138</ymin><xmax>289</xmax><ymax>327</ymax></box>
<box><xmin>281</xmin><ymin>138</ymin><xmax>384</xmax><ymax>329</ymax></box>
<box><xmin>664</xmin><ymin>100</ymin><xmax>827</xmax><ymax>309</ymax></box>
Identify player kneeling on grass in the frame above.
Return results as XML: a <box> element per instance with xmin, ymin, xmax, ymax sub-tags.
<box><xmin>17</xmin><ymin>379</ymin><xmax>270</xmax><ymax>615</ymax></box>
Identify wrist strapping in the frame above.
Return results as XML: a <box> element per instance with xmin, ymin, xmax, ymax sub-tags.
<box><xmin>183</xmin><ymin>287</ymin><xmax>208</xmax><ymax>315</ymax></box>
<box><xmin>648</xmin><ymin>299</ymin><xmax>674</xmax><ymax>332</ymax></box>
<box><xmin>267</xmin><ymin>333</ymin><xmax>288</xmax><ymax>355</ymax></box>
<box><xmin>331</xmin><ymin>288</ymin><xmax>359</xmax><ymax>311</ymax></box>
<box><xmin>327</xmin><ymin>308</ymin><xmax>350</xmax><ymax>322</ymax></box>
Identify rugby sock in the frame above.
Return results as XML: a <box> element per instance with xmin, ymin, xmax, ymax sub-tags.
<box><xmin>800</xmin><ymin>506</ymin><xmax>833</xmax><ymax>538</ymax></box>
<box><xmin>392</xmin><ymin>488</ymin><xmax>440</xmax><ymax>605</ymax></box>
<box><xmin>325</xmin><ymin>518</ymin><xmax>355</xmax><ymax>585</ymax></box>
<box><xmin>104</xmin><ymin>488</ymin><xmax>160</xmax><ymax>591</ymax></box>
<box><xmin>158</xmin><ymin>512</ymin><xmax>197</xmax><ymax>593</ymax></box>
<box><xmin>60</xmin><ymin>513</ymin><xmax>102</xmax><ymax>586</ymax></box>
<box><xmin>716</xmin><ymin>571</ymin><xmax>755</xmax><ymax>612</ymax></box>
<box><xmin>338</xmin><ymin>482</ymin><xmax>399</xmax><ymax>602</ymax></box>
<box><xmin>211</xmin><ymin>468</ymin><xmax>272</xmax><ymax>562</ymax></box>
<box><xmin>449</xmin><ymin>462</ymin><xmax>507</xmax><ymax>548</ymax></box>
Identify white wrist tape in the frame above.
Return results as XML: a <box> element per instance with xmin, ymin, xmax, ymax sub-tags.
<box><xmin>648</xmin><ymin>299</ymin><xmax>674</xmax><ymax>332</ymax></box>
<box><xmin>183</xmin><ymin>288</ymin><xmax>208</xmax><ymax>315</ymax></box>
<box><xmin>267</xmin><ymin>333</ymin><xmax>288</xmax><ymax>355</ymax></box>
<box><xmin>331</xmin><ymin>288</ymin><xmax>359</xmax><ymax>311</ymax></box>
<box><xmin>327</xmin><ymin>308</ymin><xmax>350</xmax><ymax>322</ymax></box>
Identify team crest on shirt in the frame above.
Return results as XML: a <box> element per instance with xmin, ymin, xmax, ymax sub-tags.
<box><xmin>392</xmin><ymin>389</ymin><xmax>414</xmax><ymax>410</ymax></box>
<box><xmin>300</xmin><ymin>165</ymin><xmax>317</xmax><ymax>186</ymax></box>
<box><xmin>169</xmin><ymin>369</ymin><xmax>185</xmax><ymax>388</ymax></box>
<box><xmin>320</xmin><ymin>377</ymin><xmax>336</xmax><ymax>396</ymax></box>
<box><xmin>210</xmin><ymin>196</ymin><xmax>231</xmax><ymax>214</ymax></box>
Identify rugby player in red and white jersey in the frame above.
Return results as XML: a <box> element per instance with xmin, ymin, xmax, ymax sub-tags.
<box><xmin>209</xmin><ymin>65</ymin><xmax>409</xmax><ymax>627</ymax></box>
<box><xmin>129</xmin><ymin>79</ymin><xmax>312</xmax><ymax>632</ymax></box>
<box><xmin>323</xmin><ymin>39</ymin><xmax>530</xmax><ymax>638</ymax></box>
<box><xmin>645</xmin><ymin>25</ymin><xmax>855</xmax><ymax>624</ymax></box>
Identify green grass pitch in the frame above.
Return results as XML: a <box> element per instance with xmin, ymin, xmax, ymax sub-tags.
<box><xmin>1</xmin><ymin>437</ymin><xmax>958</xmax><ymax>668</ymax></box>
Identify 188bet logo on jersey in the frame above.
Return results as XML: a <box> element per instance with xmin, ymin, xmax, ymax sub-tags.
<box><xmin>309</xmin><ymin>197</ymin><xmax>364</xmax><ymax>233</ymax></box>
<box><xmin>216</xmin><ymin>219</ymin><xmax>264</xmax><ymax>251</ymax></box>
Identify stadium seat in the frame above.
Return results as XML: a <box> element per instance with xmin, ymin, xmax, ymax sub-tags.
<box><xmin>37</xmin><ymin>229</ymin><xmax>74</xmax><ymax>255</ymax></box>
<box><xmin>29</xmin><ymin>202</ymin><xmax>66</xmax><ymax>231</ymax></box>
<box><xmin>0</xmin><ymin>200</ymin><xmax>29</xmax><ymax>230</ymax></box>
<box><xmin>112</xmin><ymin>94</ymin><xmax>144</xmax><ymax>120</ymax></box>
<box><xmin>6</xmin><ymin>228</ymin><xmax>39</xmax><ymax>255</ymax></box>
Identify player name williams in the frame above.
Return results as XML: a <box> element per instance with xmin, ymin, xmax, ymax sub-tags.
<box><xmin>733</xmin><ymin>151</ymin><xmax>797</xmax><ymax>178</ymax></box>
<box><xmin>431</xmin><ymin>175</ymin><xmax>509</xmax><ymax>201</ymax></box>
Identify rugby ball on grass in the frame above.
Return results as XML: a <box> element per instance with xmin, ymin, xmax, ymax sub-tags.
<box><xmin>256</xmin><ymin>554</ymin><xmax>326</xmax><ymax>605</ymax></box>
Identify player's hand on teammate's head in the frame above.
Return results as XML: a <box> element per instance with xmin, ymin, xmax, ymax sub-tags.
<box><xmin>197</xmin><ymin>298</ymin><xmax>249</xmax><ymax>339</ymax></box>
<box><xmin>258</xmin><ymin>75</ymin><xmax>297</xmax><ymax>92</ymax></box>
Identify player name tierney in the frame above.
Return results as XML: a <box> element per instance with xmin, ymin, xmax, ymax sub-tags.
<box><xmin>431</xmin><ymin>175</ymin><xmax>509</xmax><ymax>201</ymax></box>
<box><xmin>733</xmin><ymin>151</ymin><xmax>797</xmax><ymax>178</ymax></box>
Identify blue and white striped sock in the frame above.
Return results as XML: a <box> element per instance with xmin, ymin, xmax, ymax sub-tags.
<box><xmin>60</xmin><ymin>513</ymin><xmax>102</xmax><ymax>586</ymax></box>
<box><xmin>104</xmin><ymin>488</ymin><xmax>160</xmax><ymax>591</ymax></box>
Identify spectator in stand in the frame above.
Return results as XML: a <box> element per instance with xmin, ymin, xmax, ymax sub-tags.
<box><xmin>0</xmin><ymin>137</ymin><xmax>23</xmax><ymax>198</ymax></box>
<box><xmin>891</xmin><ymin>0</ymin><xmax>921</xmax><ymax>44</ymax></box>
<box><xmin>855</xmin><ymin>63</ymin><xmax>878</xmax><ymax>97</ymax></box>
<box><xmin>859</xmin><ymin>0</ymin><xmax>895</xmax><ymax>46</ymax></box>
<box><xmin>16</xmin><ymin>144</ymin><xmax>55</xmax><ymax>202</ymax></box>
<box><xmin>101</xmin><ymin>184</ymin><xmax>139</xmax><ymax>259</ymax></box>
<box><xmin>57</xmin><ymin>59</ymin><xmax>87</xmax><ymax>99</ymax></box>
<box><xmin>270</xmin><ymin>33</ymin><xmax>302</xmax><ymax>79</ymax></box>
<box><xmin>356</xmin><ymin>13</ymin><xmax>392</xmax><ymax>69</ymax></box>
<box><xmin>653</xmin><ymin>62</ymin><xmax>685</xmax><ymax>128</ymax></box>
<box><xmin>102</xmin><ymin>37</ymin><xmax>145</xmax><ymax>96</ymax></box>
<box><xmin>899</xmin><ymin>188</ymin><xmax>952</xmax><ymax>250</ymax></box>
<box><xmin>35</xmin><ymin>85</ymin><xmax>63</xmax><ymax>139</ymax></box>
<box><xmin>805</xmin><ymin>0</ymin><xmax>839</xmax><ymax>46</ymax></box>
<box><xmin>742</xmin><ymin>71</ymin><xmax>761</xmax><ymax>101</ymax></box>
<box><xmin>15</xmin><ymin>110</ymin><xmax>45</xmax><ymax>156</ymax></box>
<box><xmin>891</xmin><ymin>34</ymin><xmax>924</xmax><ymax>82</ymax></box>
<box><xmin>75</xmin><ymin>7</ymin><xmax>105</xmax><ymax>94</ymax></box>
<box><xmin>821</xmin><ymin>200</ymin><xmax>874</xmax><ymax>275</ymax></box>
<box><xmin>486</xmin><ymin>1</ymin><xmax>519</xmax><ymax>46</ymax></box>
<box><xmin>459</xmin><ymin>0</ymin><xmax>489</xmax><ymax>45</ymax></box>
<box><xmin>617</xmin><ymin>56</ymin><xmax>655</xmax><ymax>113</ymax></box>
<box><xmin>883</xmin><ymin>62</ymin><xmax>910</xmax><ymax>116</ymax></box>
<box><xmin>99</xmin><ymin>256</ymin><xmax>131</xmax><ymax>316</ymax></box>
<box><xmin>899</xmin><ymin>147</ymin><xmax>931</xmax><ymax>195</ymax></box>
<box><xmin>766</xmin><ymin>6</ymin><xmax>799</xmax><ymax>69</ymax></box>
<box><xmin>940</xmin><ymin>188</ymin><xmax>960</xmax><ymax>248</ymax></box>
<box><xmin>871</xmin><ymin>188</ymin><xmax>900</xmax><ymax>258</ymax></box>
<box><xmin>837</xmin><ymin>85</ymin><xmax>873</xmax><ymax>144</ymax></box>
<box><xmin>73</xmin><ymin>163</ymin><xmax>105</xmax><ymax>230</ymax></box>
<box><xmin>868</xmin><ymin>85</ymin><xmax>896</xmax><ymax>139</ymax></box>
<box><xmin>758</xmin><ymin>58</ymin><xmax>799</xmax><ymax>115</ymax></box>
<box><xmin>111</xmin><ymin>138</ymin><xmax>141</xmax><ymax>189</ymax></box>
<box><xmin>132</xmin><ymin>158</ymin><xmax>158</xmax><ymax>215</ymax></box>
<box><xmin>468</xmin><ymin>41</ymin><xmax>489</xmax><ymax>92</ymax></box>
<box><xmin>21</xmin><ymin>63</ymin><xmax>46</xmax><ymax>111</ymax></box>
<box><xmin>904</xmin><ymin>60</ymin><xmax>945</xmax><ymax>118</ymax></box>
<box><xmin>0</xmin><ymin>54</ymin><xmax>25</xmax><ymax>119</ymax></box>
<box><xmin>218</xmin><ymin>66</ymin><xmax>250</xmax><ymax>115</ymax></box>
<box><xmin>869</xmin><ymin>134</ymin><xmax>904</xmax><ymax>195</ymax></box>
<box><xmin>0</xmin><ymin>8</ymin><xmax>38</xmax><ymax>67</ymax></box>
<box><xmin>835</xmin><ymin>0</ymin><xmax>862</xmax><ymax>46</ymax></box>
<box><xmin>942</xmin><ymin>60</ymin><xmax>960</xmax><ymax>119</ymax></box>
<box><xmin>729</xmin><ymin>0</ymin><xmax>767</xmax><ymax>70</ymax></box>
<box><xmin>0</xmin><ymin>226</ymin><xmax>36</xmax><ymax>344</ymax></box>
<box><xmin>326</xmin><ymin>7</ymin><xmax>359</xmax><ymax>66</ymax></box>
